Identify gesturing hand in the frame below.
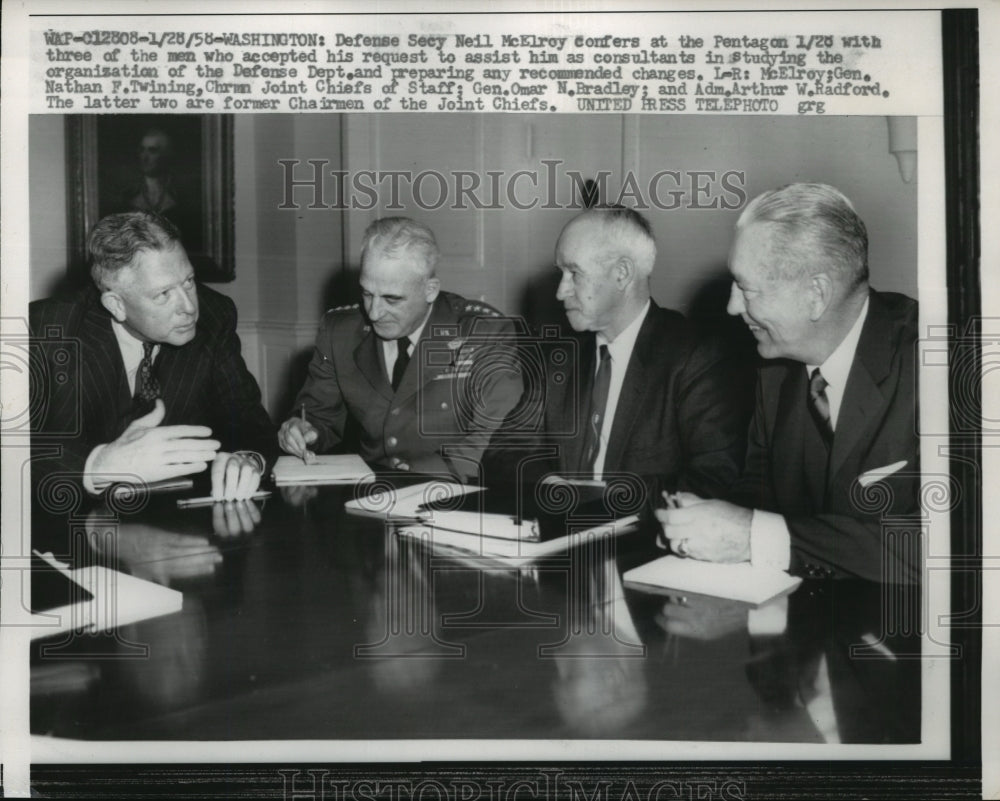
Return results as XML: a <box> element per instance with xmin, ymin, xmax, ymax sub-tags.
<box><xmin>278</xmin><ymin>417</ymin><xmax>318</xmax><ymax>464</ymax></box>
<box><xmin>91</xmin><ymin>399</ymin><xmax>220</xmax><ymax>486</ymax></box>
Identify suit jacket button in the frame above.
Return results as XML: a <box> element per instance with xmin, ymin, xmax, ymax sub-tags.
<box><xmin>387</xmin><ymin>436</ymin><xmax>398</xmax><ymax>448</ymax></box>
<box><xmin>391</xmin><ymin>408</ymin><xmax>400</xmax><ymax>416</ymax></box>
<box><xmin>440</xmin><ymin>401</ymin><xmax>449</xmax><ymax>410</ymax></box>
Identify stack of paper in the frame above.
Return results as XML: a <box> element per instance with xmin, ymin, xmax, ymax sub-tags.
<box><xmin>399</xmin><ymin>514</ymin><xmax>640</xmax><ymax>565</ymax></box>
<box><xmin>623</xmin><ymin>556</ymin><xmax>802</xmax><ymax>607</ymax></box>
<box><xmin>344</xmin><ymin>481</ymin><xmax>481</xmax><ymax>520</ymax></box>
<box><xmin>272</xmin><ymin>454</ymin><xmax>375</xmax><ymax>485</ymax></box>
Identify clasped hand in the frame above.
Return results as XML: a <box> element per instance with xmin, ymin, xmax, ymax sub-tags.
<box><xmin>654</xmin><ymin>491</ymin><xmax>753</xmax><ymax>563</ymax></box>
<box><xmin>91</xmin><ymin>399</ymin><xmax>262</xmax><ymax>500</ymax></box>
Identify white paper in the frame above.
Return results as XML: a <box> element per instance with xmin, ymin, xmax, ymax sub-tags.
<box><xmin>623</xmin><ymin>555</ymin><xmax>802</xmax><ymax>607</ymax></box>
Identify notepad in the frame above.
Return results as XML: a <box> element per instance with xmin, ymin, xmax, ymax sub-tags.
<box><xmin>30</xmin><ymin>553</ymin><xmax>183</xmax><ymax>640</ymax></box>
<box><xmin>623</xmin><ymin>556</ymin><xmax>802</xmax><ymax>608</ymax></box>
<box><xmin>272</xmin><ymin>454</ymin><xmax>375</xmax><ymax>485</ymax></box>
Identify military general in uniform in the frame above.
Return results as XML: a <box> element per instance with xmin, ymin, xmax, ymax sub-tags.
<box><xmin>278</xmin><ymin>217</ymin><xmax>524</xmax><ymax>482</ymax></box>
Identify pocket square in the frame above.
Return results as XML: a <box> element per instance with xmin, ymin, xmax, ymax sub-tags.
<box><xmin>857</xmin><ymin>460</ymin><xmax>908</xmax><ymax>487</ymax></box>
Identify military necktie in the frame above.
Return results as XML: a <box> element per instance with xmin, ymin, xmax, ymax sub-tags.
<box><xmin>133</xmin><ymin>341</ymin><xmax>160</xmax><ymax>413</ymax></box>
<box><xmin>391</xmin><ymin>337</ymin><xmax>411</xmax><ymax>392</ymax></box>
<box><xmin>807</xmin><ymin>367</ymin><xmax>833</xmax><ymax>445</ymax></box>
<box><xmin>581</xmin><ymin>344</ymin><xmax>611</xmax><ymax>473</ymax></box>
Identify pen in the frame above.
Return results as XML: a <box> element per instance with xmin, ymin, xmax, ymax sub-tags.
<box><xmin>299</xmin><ymin>403</ymin><xmax>316</xmax><ymax>464</ymax></box>
<box><xmin>177</xmin><ymin>491</ymin><xmax>272</xmax><ymax>509</ymax></box>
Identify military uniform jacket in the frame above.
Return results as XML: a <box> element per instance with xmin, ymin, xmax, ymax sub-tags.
<box><xmin>294</xmin><ymin>291</ymin><xmax>524</xmax><ymax>482</ymax></box>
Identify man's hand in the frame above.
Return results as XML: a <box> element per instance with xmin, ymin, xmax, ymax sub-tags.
<box><xmin>278</xmin><ymin>417</ymin><xmax>318</xmax><ymax>463</ymax></box>
<box><xmin>654</xmin><ymin>492</ymin><xmax>752</xmax><ymax>563</ymax></box>
<box><xmin>210</xmin><ymin>452</ymin><xmax>262</xmax><ymax>501</ymax></box>
<box><xmin>91</xmin><ymin>399</ymin><xmax>220</xmax><ymax>486</ymax></box>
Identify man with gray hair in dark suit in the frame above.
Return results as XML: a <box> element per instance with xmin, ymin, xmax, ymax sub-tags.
<box><xmin>658</xmin><ymin>183</ymin><xmax>920</xmax><ymax>584</ymax></box>
<box><xmin>30</xmin><ymin>211</ymin><xmax>275</xmax><ymax>505</ymax></box>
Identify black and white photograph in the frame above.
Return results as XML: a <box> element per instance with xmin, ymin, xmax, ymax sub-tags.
<box><xmin>0</xmin><ymin>2</ymin><xmax>993</xmax><ymax>799</ymax></box>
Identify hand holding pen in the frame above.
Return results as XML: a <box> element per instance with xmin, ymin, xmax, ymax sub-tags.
<box><xmin>278</xmin><ymin>403</ymin><xmax>319</xmax><ymax>464</ymax></box>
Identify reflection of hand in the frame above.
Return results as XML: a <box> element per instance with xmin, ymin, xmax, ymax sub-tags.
<box><xmin>280</xmin><ymin>484</ymin><xmax>318</xmax><ymax>508</ymax></box>
<box><xmin>654</xmin><ymin>595</ymin><xmax>748</xmax><ymax>641</ymax></box>
<box><xmin>278</xmin><ymin>417</ymin><xmax>318</xmax><ymax>463</ymax></box>
<box><xmin>654</xmin><ymin>493</ymin><xmax>752</xmax><ymax>562</ymax></box>
<box><xmin>91</xmin><ymin>399</ymin><xmax>219</xmax><ymax>486</ymax></box>
<box><xmin>211</xmin><ymin>499</ymin><xmax>262</xmax><ymax>538</ymax></box>
<box><xmin>89</xmin><ymin>522</ymin><xmax>222</xmax><ymax>586</ymax></box>
<box><xmin>210</xmin><ymin>452</ymin><xmax>262</xmax><ymax>500</ymax></box>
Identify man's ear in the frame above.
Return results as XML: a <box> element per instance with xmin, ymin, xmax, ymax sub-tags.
<box><xmin>100</xmin><ymin>290</ymin><xmax>127</xmax><ymax>323</ymax></box>
<box><xmin>614</xmin><ymin>257</ymin><xmax>636</xmax><ymax>290</ymax></box>
<box><xmin>808</xmin><ymin>272</ymin><xmax>834</xmax><ymax>321</ymax></box>
<box><xmin>424</xmin><ymin>277</ymin><xmax>441</xmax><ymax>303</ymax></box>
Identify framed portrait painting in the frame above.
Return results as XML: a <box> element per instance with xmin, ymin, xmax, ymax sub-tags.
<box><xmin>66</xmin><ymin>114</ymin><xmax>234</xmax><ymax>282</ymax></box>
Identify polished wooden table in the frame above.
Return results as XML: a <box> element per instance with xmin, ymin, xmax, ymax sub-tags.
<box><xmin>30</xmin><ymin>480</ymin><xmax>920</xmax><ymax>744</ymax></box>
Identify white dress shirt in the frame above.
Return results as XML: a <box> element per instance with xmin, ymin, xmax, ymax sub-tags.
<box><xmin>592</xmin><ymin>300</ymin><xmax>650</xmax><ymax>480</ymax></box>
<box><xmin>750</xmin><ymin>297</ymin><xmax>870</xmax><ymax>569</ymax></box>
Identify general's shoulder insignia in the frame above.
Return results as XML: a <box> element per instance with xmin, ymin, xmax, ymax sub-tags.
<box><xmin>327</xmin><ymin>303</ymin><xmax>360</xmax><ymax>314</ymax></box>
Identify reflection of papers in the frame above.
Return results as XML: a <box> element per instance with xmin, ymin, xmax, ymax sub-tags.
<box><xmin>623</xmin><ymin>556</ymin><xmax>802</xmax><ymax>608</ymax></box>
<box><xmin>399</xmin><ymin>515</ymin><xmax>640</xmax><ymax>566</ymax></box>
<box><xmin>272</xmin><ymin>454</ymin><xmax>375</xmax><ymax>485</ymax></box>
<box><xmin>31</xmin><ymin>554</ymin><xmax>183</xmax><ymax>640</ymax></box>
<box><xmin>344</xmin><ymin>481</ymin><xmax>480</xmax><ymax>519</ymax></box>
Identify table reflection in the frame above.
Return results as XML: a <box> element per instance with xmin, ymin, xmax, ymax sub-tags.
<box><xmin>28</xmin><ymin>481</ymin><xmax>922</xmax><ymax>744</ymax></box>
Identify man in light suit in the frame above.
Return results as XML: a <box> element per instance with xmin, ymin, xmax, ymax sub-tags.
<box><xmin>658</xmin><ymin>183</ymin><xmax>919</xmax><ymax>583</ymax></box>
<box><xmin>278</xmin><ymin>217</ymin><xmax>523</xmax><ymax>482</ymax></box>
<box><xmin>30</xmin><ymin>211</ymin><xmax>276</xmax><ymax>505</ymax></box>
<box><xmin>482</xmin><ymin>206</ymin><xmax>746</xmax><ymax>499</ymax></box>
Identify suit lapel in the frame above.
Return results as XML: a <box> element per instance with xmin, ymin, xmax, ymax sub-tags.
<box><xmin>828</xmin><ymin>293</ymin><xmax>895</xmax><ymax>483</ymax></box>
<box><xmin>80</xmin><ymin>298</ymin><xmax>132</xmax><ymax>432</ymax></box>
<box><xmin>602</xmin><ymin>307</ymin><xmax>655</xmax><ymax>473</ymax></box>
<box><xmin>772</xmin><ymin>363</ymin><xmax>809</xmax><ymax>504</ymax></box>
<box><xmin>354</xmin><ymin>326</ymin><xmax>393</xmax><ymax>401</ymax></box>
<box><xmin>558</xmin><ymin>333</ymin><xmax>595</xmax><ymax>472</ymax></box>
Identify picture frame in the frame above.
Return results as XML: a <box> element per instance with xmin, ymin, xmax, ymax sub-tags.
<box><xmin>66</xmin><ymin>114</ymin><xmax>234</xmax><ymax>282</ymax></box>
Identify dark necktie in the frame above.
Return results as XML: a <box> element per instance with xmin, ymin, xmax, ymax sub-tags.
<box><xmin>391</xmin><ymin>337</ymin><xmax>411</xmax><ymax>392</ymax></box>
<box><xmin>807</xmin><ymin>367</ymin><xmax>833</xmax><ymax>445</ymax></box>
<box><xmin>581</xmin><ymin>344</ymin><xmax>612</xmax><ymax>473</ymax></box>
<box><xmin>133</xmin><ymin>341</ymin><xmax>160</xmax><ymax>413</ymax></box>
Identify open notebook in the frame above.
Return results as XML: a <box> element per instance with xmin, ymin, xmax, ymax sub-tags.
<box><xmin>272</xmin><ymin>454</ymin><xmax>375</xmax><ymax>485</ymax></box>
<box><xmin>623</xmin><ymin>556</ymin><xmax>802</xmax><ymax>607</ymax></box>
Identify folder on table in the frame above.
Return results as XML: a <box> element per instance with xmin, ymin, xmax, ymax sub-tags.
<box><xmin>30</xmin><ymin>552</ymin><xmax>183</xmax><ymax>640</ymax></box>
<box><xmin>344</xmin><ymin>481</ymin><xmax>481</xmax><ymax>520</ymax></box>
<box><xmin>272</xmin><ymin>454</ymin><xmax>375</xmax><ymax>485</ymax></box>
<box><xmin>623</xmin><ymin>556</ymin><xmax>802</xmax><ymax>608</ymax></box>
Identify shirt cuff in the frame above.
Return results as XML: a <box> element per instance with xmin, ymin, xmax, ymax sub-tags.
<box><xmin>749</xmin><ymin>509</ymin><xmax>791</xmax><ymax>571</ymax></box>
<box><xmin>82</xmin><ymin>444</ymin><xmax>110</xmax><ymax>495</ymax></box>
<box><xmin>233</xmin><ymin>450</ymin><xmax>266</xmax><ymax>474</ymax></box>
